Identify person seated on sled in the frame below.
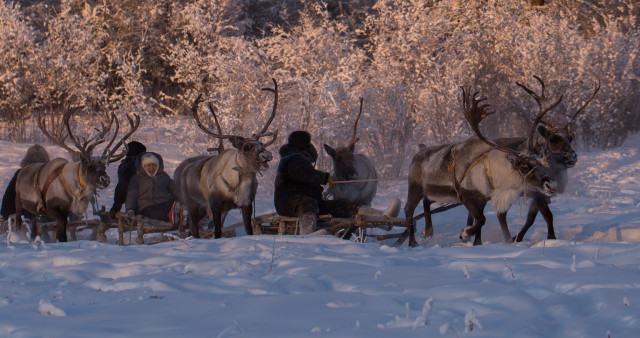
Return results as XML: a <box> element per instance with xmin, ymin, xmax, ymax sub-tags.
<box><xmin>109</xmin><ymin>141</ymin><xmax>147</xmax><ymax>219</ymax></box>
<box><xmin>274</xmin><ymin>130</ymin><xmax>360</xmax><ymax>235</ymax></box>
<box><xmin>125</xmin><ymin>152</ymin><xmax>187</xmax><ymax>227</ymax></box>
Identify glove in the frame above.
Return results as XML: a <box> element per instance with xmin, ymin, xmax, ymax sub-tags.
<box><xmin>327</xmin><ymin>175</ymin><xmax>336</xmax><ymax>189</ymax></box>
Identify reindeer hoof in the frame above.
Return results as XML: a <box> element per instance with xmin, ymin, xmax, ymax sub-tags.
<box><xmin>422</xmin><ymin>227</ymin><xmax>434</xmax><ymax>238</ymax></box>
<box><xmin>459</xmin><ymin>228</ymin><xmax>472</xmax><ymax>242</ymax></box>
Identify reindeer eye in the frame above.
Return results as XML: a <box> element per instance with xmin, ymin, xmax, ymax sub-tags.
<box><xmin>549</xmin><ymin>135</ymin><xmax>562</xmax><ymax>144</ymax></box>
<box><xmin>243</xmin><ymin>143</ymin><xmax>255</xmax><ymax>152</ymax></box>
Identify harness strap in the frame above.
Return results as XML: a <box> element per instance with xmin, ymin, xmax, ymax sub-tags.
<box><xmin>59</xmin><ymin>164</ymin><xmax>86</xmax><ymax>198</ymax></box>
<box><xmin>38</xmin><ymin>164</ymin><xmax>65</xmax><ymax>212</ymax></box>
<box><xmin>448</xmin><ymin>147</ymin><xmax>495</xmax><ymax>202</ymax></box>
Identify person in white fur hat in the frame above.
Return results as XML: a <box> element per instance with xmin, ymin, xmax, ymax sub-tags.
<box><xmin>125</xmin><ymin>152</ymin><xmax>187</xmax><ymax>228</ymax></box>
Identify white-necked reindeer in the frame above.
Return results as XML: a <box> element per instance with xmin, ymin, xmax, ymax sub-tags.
<box><xmin>14</xmin><ymin>111</ymin><xmax>139</xmax><ymax>242</ymax></box>
<box><xmin>323</xmin><ymin>98</ymin><xmax>378</xmax><ymax>206</ymax></box>
<box><xmin>404</xmin><ymin>86</ymin><xmax>559</xmax><ymax>247</ymax></box>
<box><xmin>174</xmin><ymin>79</ymin><xmax>279</xmax><ymax>239</ymax></box>
<box><xmin>487</xmin><ymin>77</ymin><xmax>600</xmax><ymax>242</ymax></box>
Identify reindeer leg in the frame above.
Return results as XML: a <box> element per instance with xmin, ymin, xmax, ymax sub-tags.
<box><xmin>213</xmin><ymin>208</ymin><xmax>223</xmax><ymax>239</ymax></box>
<box><xmin>466</xmin><ymin>212</ymin><xmax>474</xmax><ymax>228</ymax></box>
<box><xmin>473</xmin><ymin>223</ymin><xmax>483</xmax><ymax>246</ymax></box>
<box><xmin>422</xmin><ymin>197</ymin><xmax>435</xmax><ymax>239</ymax></box>
<box><xmin>241</xmin><ymin>206</ymin><xmax>253</xmax><ymax>236</ymax></box>
<box><xmin>497</xmin><ymin>211</ymin><xmax>514</xmax><ymax>243</ymax></box>
<box><xmin>537</xmin><ymin>198</ymin><xmax>556</xmax><ymax>240</ymax></box>
<box><xmin>14</xmin><ymin>195</ymin><xmax>24</xmax><ymax>233</ymax></box>
<box><xmin>403</xmin><ymin>184</ymin><xmax>423</xmax><ymax>247</ymax></box>
<box><xmin>514</xmin><ymin>200</ymin><xmax>541</xmax><ymax>242</ymax></box>
<box><xmin>49</xmin><ymin>209</ymin><xmax>68</xmax><ymax>242</ymax></box>
<box><xmin>188</xmin><ymin>205</ymin><xmax>201</xmax><ymax>239</ymax></box>
<box><xmin>460</xmin><ymin>198</ymin><xmax>486</xmax><ymax>246</ymax></box>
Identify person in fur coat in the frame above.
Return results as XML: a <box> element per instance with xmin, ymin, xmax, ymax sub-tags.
<box><xmin>274</xmin><ymin>131</ymin><xmax>359</xmax><ymax>235</ymax></box>
<box><xmin>109</xmin><ymin>141</ymin><xmax>146</xmax><ymax>218</ymax></box>
<box><xmin>125</xmin><ymin>152</ymin><xmax>187</xmax><ymax>226</ymax></box>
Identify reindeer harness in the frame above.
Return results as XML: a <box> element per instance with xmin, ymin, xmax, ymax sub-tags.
<box><xmin>36</xmin><ymin>163</ymin><xmax>86</xmax><ymax>212</ymax></box>
<box><xmin>198</xmin><ymin>153</ymin><xmax>255</xmax><ymax>218</ymax></box>
<box><xmin>448</xmin><ymin>146</ymin><xmax>495</xmax><ymax>202</ymax></box>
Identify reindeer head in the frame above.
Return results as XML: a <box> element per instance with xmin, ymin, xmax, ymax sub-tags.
<box><xmin>323</xmin><ymin>97</ymin><xmax>364</xmax><ymax>180</ymax></box>
<box><xmin>508</xmin><ymin>155</ymin><xmax>556</xmax><ymax>197</ymax></box>
<box><xmin>38</xmin><ymin>110</ymin><xmax>140</xmax><ymax>190</ymax></box>
<box><xmin>518</xmin><ymin>76</ymin><xmax>600</xmax><ymax>169</ymax></box>
<box><xmin>229</xmin><ymin>136</ymin><xmax>273</xmax><ymax>172</ymax></box>
<box><xmin>192</xmin><ymin>78</ymin><xmax>279</xmax><ymax>173</ymax></box>
<box><xmin>324</xmin><ymin>143</ymin><xmax>357</xmax><ymax>180</ymax></box>
<box><xmin>83</xmin><ymin>157</ymin><xmax>110</xmax><ymax>189</ymax></box>
<box><xmin>461</xmin><ymin>86</ymin><xmax>558</xmax><ymax>198</ymax></box>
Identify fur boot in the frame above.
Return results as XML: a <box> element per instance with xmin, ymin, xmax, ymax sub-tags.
<box><xmin>298</xmin><ymin>212</ymin><xmax>317</xmax><ymax>235</ymax></box>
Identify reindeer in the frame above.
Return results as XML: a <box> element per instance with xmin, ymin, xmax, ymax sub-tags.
<box><xmin>174</xmin><ymin>78</ymin><xmax>279</xmax><ymax>239</ymax></box>
<box><xmin>484</xmin><ymin>77</ymin><xmax>600</xmax><ymax>242</ymax></box>
<box><xmin>323</xmin><ymin>97</ymin><xmax>378</xmax><ymax>206</ymax></box>
<box><xmin>14</xmin><ymin>111</ymin><xmax>140</xmax><ymax>242</ymax></box>
<box><xmin>403</xmin><ymin>86</ymin><xmax>559</xmax><ymax>247</ymax></box>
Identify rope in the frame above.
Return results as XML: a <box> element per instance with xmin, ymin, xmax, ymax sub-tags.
<box><xmin>332</xmin><ymin>176</ymin><xmax>409</xmax><ymax>184</ymax></box>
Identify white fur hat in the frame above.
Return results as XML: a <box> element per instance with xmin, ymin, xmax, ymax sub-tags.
<box><xmin>141</xmin><ymin>153</ymin><xmax>159</xmax><ymax>167</ymax></box>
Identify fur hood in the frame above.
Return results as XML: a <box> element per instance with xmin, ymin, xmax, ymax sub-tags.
<box><xmin>20</xmin><ymin>144</ymin><xmax>50</xmax><ymax>167</ymax></box>
<box><xmin>135</xmin><ymin>152</ymin><xmax>166</xmax><ymax>177</ymax></box>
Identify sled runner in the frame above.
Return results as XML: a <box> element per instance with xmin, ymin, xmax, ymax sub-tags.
<box><xmin>244</xmin><ymin>211</ymin><xmax>408</xmax><ymax>243</ymax></box>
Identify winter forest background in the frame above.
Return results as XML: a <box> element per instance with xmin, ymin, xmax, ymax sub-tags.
<box><xmin>1</xmin><ymin>0</ymin><xmax>639</xmax><ymax>185</ymax></box>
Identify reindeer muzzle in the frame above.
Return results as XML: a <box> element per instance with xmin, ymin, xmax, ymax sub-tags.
<box><xmin>541</xmin><ymin>179</ymin><xmax>558</xmax><ymax>197</ymax></box>
<box><xmin>258</xmin><ymin>150</ymin><xmax>273</xmax><ymax>171</ymax></box>
<box><xmin>564</xmin><ymin>151</ymin><xmax>577</xmax><ymax>168</ymax></box>
<box><xmin>99</xmin><ymin>175</ymin><xmax>110</xmax><ymax>189</ymax></box>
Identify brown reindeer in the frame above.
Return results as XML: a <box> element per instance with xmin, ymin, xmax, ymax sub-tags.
<box><xmin>403</xmin><ymin>86</ymin><xmax>558</xmax><ymax>247</ymax></box>
<box><xmin>486</xmin><ymin>77</ymin><xmax>600</xmax><ymax>242</ymax></box>
<box><xmin>174</xmin><ymin>78</ymin><xmax>279</xmax><ymax>239</ymax></box>
<box><xmin>14</xmin><ymin>111</ymin><xmax>139</xmax><ymax>242</ymax></box>
<box><xmin>323</xmin><ymin>97</ymin><xmax>378</xmax><ymax>206</ymax></box>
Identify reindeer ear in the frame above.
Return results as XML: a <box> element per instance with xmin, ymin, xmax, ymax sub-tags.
<box><xmin>323</xmin><ymin>144</ymin><xmax>336</xmax><ymax>158</ymax></box>
<box><xmin>229</xmin><ymin>136</ymin><xmax>247</xmax><ymax>149</ymax></box>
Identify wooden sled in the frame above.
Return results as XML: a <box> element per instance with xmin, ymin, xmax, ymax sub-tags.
<box><xmin>1</xmin><ymin>214</ymin><xmax>101</xmax><ymax>242</ymax></box>
<box><xmin>244</xmin><ymin>211</ymin><xmax>408</xmax><ymax>243</ymax></box>
<box><xmin>96</xmin><ymin>211</ymin><xmax>236</xmax><ymax>245</ymax></box>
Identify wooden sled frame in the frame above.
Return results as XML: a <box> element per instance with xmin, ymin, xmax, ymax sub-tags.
<box><xmin>245</xmin><ymin>212</ymin><xmax>408</xmax><ymax>243</ymax></box>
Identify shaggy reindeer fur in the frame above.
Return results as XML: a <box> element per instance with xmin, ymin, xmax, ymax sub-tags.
<box><xmin>323</xmin><ymin>143</ymin><xmax>377</xmax><ymax>206</ymax></box>
<box><xmin>15</xmin><ymin>157</ymin><xmax>110</xmax><ymax>242</ymax></box>
<box><xmin>174</xmin><ymin>137</ymin><xmax>272</xmax><ymax>239</ymax></box>
<box><xmin>404</xmin><ymin>136</ymin><xmax>557</xmax><ymax>247</ymax></box>
<box><xmin>1</xmin><ymin>144</ymin><xmax>50</xmax><ymax>219</ymax></box>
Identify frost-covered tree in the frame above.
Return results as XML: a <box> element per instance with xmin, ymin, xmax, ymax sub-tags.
<box><xmin>259</xmin><ymin>2</ymin><xmax>369</xmax><ymax>170</ymax></box>
<box><xmin>364</xmin><ymin>0</ymin><xmax>639</xmax><ymax>155</ymax></box>
<box><xmin>0</xmin><ymin>2</ymin><xmax>38</xmax><ymax>141</ymax></box>
<box><xmin>29</xmin><ymin>0</ymin><xmax>107</xmax><ymax>129</ymax></box>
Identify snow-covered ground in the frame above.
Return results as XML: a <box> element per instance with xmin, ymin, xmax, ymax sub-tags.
<box><xmin>0</xmin><ymin>131</ymin><xmax>639</xmax><ymax>337</ymax></box>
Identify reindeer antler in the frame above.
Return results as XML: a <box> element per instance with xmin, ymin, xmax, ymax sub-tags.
<box><xmin>38</xmin><ymin>113</ymin><xmax>73</xmax><ymax>154</ymax></box>
<box><xmin>252</xmin><ymin>78</ymin><xmax>279</xmax><ymax>147</ymax></box>
<box><xmin>461</xmin><ymin>86</ymin><xmax>522</xmax><ymax>157</ymax></box>
<box><xmin>347</xmin><ymin>97</ymin><xmax>364</xmax><ymax>148</ymax></box>
<box><xmin>102</xmin><ymin>113</ymin><xmax>141</xmax><ymax>163</ymax></box>
<box><xmin>567</xmin><ymin>80</ymin><xmax>600</xmax><ymax>125</ymax></box>
<box><xmin>516</xmin><ymin>75</ymin><xmax>563</xmax><ymax>153</ymax></box>
<box><xmin>207</xmin><ymin>102</ymin><xmax>225</xmax><ymax>152</ymax></box>
<box><xmin>192</xmin><ymin>94</ymin><xmax>237</xmax><ymax>140</ymax></box>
